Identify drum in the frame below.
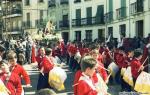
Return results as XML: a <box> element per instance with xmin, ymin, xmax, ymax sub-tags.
<box><xmin>48</xmin><ymin>67</ymin><xmax>67</xmax><ymax>91</ymax></box>
<box><xmin>108</xmin><ymin>62</ymin><xmax>119</xmax><ymax>77</ymax></box>
<box><xmin>121</xmin><ymin>68</ymin><xmax>126</xmax><ymax>76</ymax></box>
<box><xmin>96</xmin><ymin>73</ymin><xmax>108</xmax><ymax>95</ymax></box>
<box><xmin>134</xmin><ymin>71</ymin><xmax>150</xmax><ymax>94</ymax></box>
<box><xmin>0</xmin><ymin>79</ymin><xmax>9</xmax><ymax>95</ymax></box>
<box><xmin>123</xmin><ymin>67</ymin><xmax>133</xmax><ymax>87</ymax></box>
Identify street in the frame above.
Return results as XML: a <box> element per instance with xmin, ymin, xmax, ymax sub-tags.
<box><xmin>23</xmin><ymin>64</ymin><xmax>74</xmax><ymax>95</ymax></box>
<box><xmin>22</xmin><ymin>63</ymin><xmax>121</xmax><ymax>95</ymax></box>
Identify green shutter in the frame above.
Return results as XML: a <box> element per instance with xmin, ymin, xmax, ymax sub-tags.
<box><xmin>96</xmin><ymin>5</ymin><xmax>104</xmax><ymax>24</ymax></box>
<box><xmin>86</xmin><ymin>7</ymin><xmax>92</xmax><ymax>18</ymax></box>
<box><xmin>109</xmin><ymin>0</ymin><xmax>113</xmax><ymax>12</ymax></box>
<box><xmin>121</xmin><ymin>0</ymin><xmax>126</xmax><ymax>7</ymax></box>
<box><xmin>86</xmin><ymin>7</ymin><xmax>92</xmax><ymax>24</ymax></box>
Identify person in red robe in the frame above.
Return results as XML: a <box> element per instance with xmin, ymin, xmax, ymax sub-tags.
<box><xmin>7</xmin><ymin>51</ymin><xmax>31</xmax><ymax>86</ymax></box>
<box><xmin>36</xmin><ymin>47</ymin><xmax>45</xmax><ymax>69</ymax></box>
<box><xmin>0</xmin><ymin>61</ymin><xmax>22</xmax><ymax>95</ymax></box>
<box><xmin>37</xmin><ymin>48</ymin><xmax>54</xmax><ymax>90</ymax></box>
<box><xmin>91</xmin><ymin>49</ymin><xmax>108</xmax><ymax>83</ymax></box>
<box><xmin>31</xmin><ymin>43</ymin><xmax>36</xmax><ymax>63</ymax></box>
<box><xmin>130</xmin><ymin>50</ymin><xmax>144</xmax><ymax>85</ymax></box>
<box><xmin>77</xmin><ymin>56</ymin><xmax>99</xmax><ymax>95</ymax></box>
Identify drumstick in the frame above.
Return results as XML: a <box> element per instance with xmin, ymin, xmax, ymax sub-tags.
<box><xmin>5</xmin><ymin>86</ymin><xmax>11</xmax><ymax>94</ymax></box>
<box><xmin>138</xmin><ymin>57</ymin><xmax>148</xmax><ymax>72</ymax></box>
<box><xmin>72</xmin><ymin>83</ymin><xmax>79</xmax><ymax>87</ymax></box>
<box><xmin>97</xmin><ymin>65</ymin><xmax>110</xmax><ymax>72</ymax></box>
<box><xmin>106</xmin><ymin>72</ymin><xmax>112</xmax><ymax>83</ymax></box>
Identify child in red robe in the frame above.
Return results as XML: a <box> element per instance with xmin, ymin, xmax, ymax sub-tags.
<box><xmin>7</xmin><ymin>51</ymin><xmax>31</xmax><ymax>87</ymax></box>
<box><xmin>0</xmin><ymin>61</ymin><xmax>22</xmax><ymax>95</ymax></box>
<box><xmin>77</xmin><ymin>56</ymin><xmax>99</xmax><ymax>95</ymax></box>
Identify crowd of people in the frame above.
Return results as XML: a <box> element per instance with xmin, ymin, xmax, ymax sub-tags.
<box><xmin>0</xmin><ymin>34</ymin><xmax>150</xmax><ymax>95</ymax></box>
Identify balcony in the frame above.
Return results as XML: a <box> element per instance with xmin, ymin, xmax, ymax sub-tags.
<box><xmin>2</xmin><ymin>8</ymin><xmax>22</xmax><ymax>18</ymax></box>
<box><xmin>48</xmin><ymin>0</ymin><xmax>56</xmax><ymax>7</ymax></box>
<box><xmin>116</xmin><ymin>7</ymin><xmax>126</xmax><ymax>19</ymax></box>
<box><xmin>23</xmin><ymin>21</ymin><xmax>32</xmax><ymax>29</ymax></box>
<box><xmin>130</xmin><ymin>0</ymin><xmax>144</xmax><ymax>15</ymax></box>
<box><xmin>7</xmin><ymin>27</ymin><xmax>22</xmax><ymax>32</ymax></box>
<box><xmin>59</xmin><ymin>20</ymin><xmax>69</xmax><ymax>28</ymax></box>
<box><xmin>104</xmin><ymin>12</ymin><xmax>113</xmax><ymax>23</ymax></box>
<box><xmin>74</xmin><ymin>0</ymin><xmax>81</xmax><ymax>3</ymax></box>
<box><xmin>72</xmin><ymin>17</ymin><xmax>104</xmax><ymax>27</ymax></box>
<box><xmin>60</xmin><ymin>0</ymin><xmax>69</xmax><ymax>4</ymax></box>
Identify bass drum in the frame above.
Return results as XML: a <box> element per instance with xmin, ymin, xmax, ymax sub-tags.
<box><xmin>108</xmin><ymin>62</ymin><xmax>119</xmax><ymax>77</ymax></box>
<box><xmin>134</xmin><ymin>71</ymin><xmax>150</xmax><ymax>94</ymax></box>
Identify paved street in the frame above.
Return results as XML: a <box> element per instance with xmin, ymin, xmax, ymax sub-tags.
<box><xmin>22</xmin><ymin>64</ymin><xmax>74</xmax><ymax>95</ymax></box>
<box><xmin>22</xmin><ymin>63</ymin><xmax>122</xmax><ymax>95</ymax></box>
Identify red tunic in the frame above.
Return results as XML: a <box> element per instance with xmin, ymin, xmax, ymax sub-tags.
<box><xmin>31</xmin><ymin>45</ymin><xmax>36</xmax><ymax>63</ymax></box>
<box><xmin>0</xmin><ymin>72</ymin><xmax>22</xmax><ymax>95</ymax></box>
<box><xmin>60</xmin><ymin>41</ymin><xmax>65</xmax><ymax>56</ymax></box>
<box><xmin>40</xmin><ymin>56</ymin><xmax>54</xmax><ymax>73</ymax></box>
<box><xmin>11</xmin><ymin>64</ymin><xmax>30</xmax><ymax>85</ymax></box>
<box><xmin>77</xmin><ymin>73</ymin><xmax>98</xmax><ymax>95</ymax></box>
<box><xmin>104</xmin><ymin>48</ymin><xmax>112</xmax><ymax>66</ymax></box>
<box><xmin>74</xmin><ymin>70</ymin><xmax>82</xmax><ymax>95</ymax></box>
<box><xmin>96</xmin><ymin>61</ymin><xmax>108</xmax><ymax>82</ymax></box>
<box><xmin>130</xmin><ymin>58</ymin><xmax>142</xmax><ymax>79</ymax></box>
<box><xmin>36</xmin><ymin>55</ymin><xmax>45</xmax><ymax>69</ymax></box>
<box><xmin>74</xmin><ymin>71</ymin><xmax>98</xmax><ymax>95</ymax></box>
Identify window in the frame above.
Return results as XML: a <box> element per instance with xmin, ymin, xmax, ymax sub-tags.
<box><xmin>136</xmin><ymin>20</ymin><xmax>143</xmax><ymax>37</ymax></box>
<box><xmin>119</xmin><ymin>24</ymin><xmax>126</xmax><ymax>37</ymax></box>
<box><xmin>98</xmin><ymin>29</ymin><xmax>105</xmax><ymax>40</ymax></box>
<box><xmin>76</xmin><ymin>9</ymin><xmax>81</xmax><ymax>26</ymax></box>
<box><xmin>39</xmin><ymin>0</ymin><xmax>44</xmax><ymax>3</ymax></box>
<box><xmin>75</xmin><ymin>31</ymin><xmax>81</xmax><ymax>41</ymax></box>
<box><xmin>26</xmin><ymin>13</ymin><xmax>30</xmax><ymax>27</ymax></box>
<box><xmin>130</xmin><ymin>3</ymin><xmax>136</xmax><ymax>14</ymax></box>
<box><xmin>86</xmin><ymin>7</ymin><xmax>92</xmax><ymax>25</ymax></box>
<box><xmin>40</xmin><ymin>10</ymin><xmax>43</xmax><ymax>20</ymax></box>
<box><xmin>108</xmin><ymin>27</ymin><xmax>113</xmax><ymax>37</ymax></box>
<box><xmin>25</xmin><ymin>0</ymin><xmax>30</xmax><ymax>6</ymax></box>
<box><xmin>95</xmin><ymin>5</ymin><xmax>104</xmax><ymax>24</ymax></box>
<box><xmin>137</xmin><ymin>0</ymin><xmax>144</xmax><ymax>12</ymax></box>
<box><xmin>74</xmin><ymin>0</ymin><xmax>81</xmax><ymax>3</ymax></box>
<box><xmin>85</xmin><ymin>30</ymin><xmax>92</xmax><ymax>42</ymax></box>
<box><xmin>116</xmin><ymin>7</ymin><xmax>126</xmax><ymax>19</ymax></box>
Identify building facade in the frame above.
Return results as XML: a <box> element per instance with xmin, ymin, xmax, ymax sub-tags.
<box><xmin>22</xmin><ymin>0</ymin><xmax>49</xmax><ymax>36</ymax></box>
<box><xmin>105</xmin><ymin>0</ymin><xmax>150</xmax><ymax>39</ymax></box>
<box><xmin>69</xmin><ymin>0</ymin><xmax>105</xmax><ymax>42</ymax></box>
<box><xmin>1</xmin><ymin>0</ymin><xmax>22</xmax><ymax>40</ymax></box>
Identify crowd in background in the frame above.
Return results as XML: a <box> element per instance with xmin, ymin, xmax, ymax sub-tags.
<box><xmin>0</xmin><ymin>33</ymin><xmax>150</xmax><ymax>95</ymax></box>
